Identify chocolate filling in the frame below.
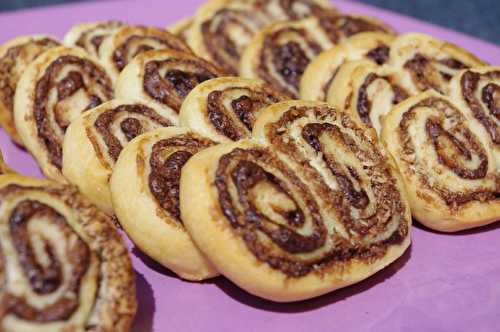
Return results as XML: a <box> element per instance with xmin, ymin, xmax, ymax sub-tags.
<box><xmin>75</xmin><ymin>21</ymin><xmax>123</xmax><ymax>55</ymax></box>
<box><xmin>93</xmin><ymin>104</ymin><xmax>172</xmax><ymax>161</ymax></box>
<box><xmin>356</xmin><ymin>73</ymin><xmax>408</xmax><ymax>125</ymax></box>
<box><xmin>143</xmin><ymin>58</ymin><xmax>220</xmax><ymax>112</ymax></box>
<box><xmin>5</xmin><ymin>199</ymin><xmax>90</xmax><ymax>322</ymax></box>
<box><xmin>461</xmin><ymin>70</ymin><xmax>500</xmax><ymax>145</ymax></box>
<box><xmin>112</xmin><ymin>34</ymin><xmax>188</xmax><ymax>72</ymax></box>
<box><xmin>215</xmin><ymin>145</ymin><xmax>407</xmax><ymax>277</ymax></box>
<box><xmin>365</xmin><ymin>45</ymin><xmax>390</xmax><ymax>65</ymax></box>
<box><xmin>206</xmin><ymin>86</ymin><xmax>284</xmax><ymax>140</ymax></box>
<box><xmin>399</xmin><ymin>97</ymin><xmax>497</xmax><ymax>206</ymax></box>
<box><xmin>404</xmin><ymin>53</ymin><xmax>468</xmax><ymax>93</ymax></box>
<box><xmin>34</xmin><ymin>55</ymin><xmax>113</xmax><ymax>170</ymax></box>
<box><xmin>319</xmin><ymin>14</ymin><xmax>391</xmax><ymax>44</ymax></box>
<box><xmin>148</xmin><ymin>135</ymin><xmax>214</xmax><ymax>222</ymax></box>
<box><xmin>259</xmin><ymin>28</ymin><xmax>323</xmax><ymax>97</ymax></box>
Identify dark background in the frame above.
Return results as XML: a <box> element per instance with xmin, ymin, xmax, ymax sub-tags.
<box><xmin>1</xmin><ymin>0</ymin><xmax>499</xmax><ymax>44</ymax></box>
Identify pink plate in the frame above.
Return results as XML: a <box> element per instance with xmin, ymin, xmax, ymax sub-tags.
<box><xmin>0</xmin><ymin>1</ymin><xmax>499</xmax><ymax>331</ymax></box>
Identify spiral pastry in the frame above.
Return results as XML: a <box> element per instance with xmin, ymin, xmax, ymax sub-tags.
<box><xmin>179</xmin><ymin>77</ymin><xmax>288</xmax><ymax>142</ymax></box>
<box><xmin>388</xmin><ymin>33</ymin><xmax>486</xmax><ymax>96</ymax></box>
<box><xmin>180</xmin><ymin>100</ymin><xmax>411</xmax><ymax>302</ymax></box>
<box><xmin>64</xmin><ymin>20</ymin><xmax>125</xmax><ymax>58</ymax></box>
<box><xmin>62</xmin><ymin>99</ymin><xmax>174</xmax><ymax>214</ymax></box>
<box><xmin>110</xmin><ymin>127</ymin><xmax>217</xmax><ymax>280</ymax></box>
<box><xmin>0</xmin><ymin>35</ymin><xmax>60</xmax><ymax>146</ymax></box>
<box><xmin>168</xmin><ymin>17</ymin><xmax>194</xmax><ymax>42</ymax></box>
<box><xmin>188</xmin><ymin>0</ymin><xmax>335</xmax><ymax>74</ymax></box>
<box><xmin>240</xmin><ymin>17</ymin><xmax>334</xmax><ymax>98</ymax></box>
<box><xmin>449</xmin><ymin>67</ymin><xmax>500</xmax><ymax>167</ymax></box>
<box><xmin>115</xmin><ymin>49</ymin><xmax>225</xmax><ymax>118</ymax></box>
<box><xmin>14</xmin><ymin>46</ymin><xmax>114</xmax><ymax>183</ymax></box>
<box><xmin>300</xmin><ymin>32</ymin><xmax>395</xmax><ymax>102</ymax></box>
<box><xmin>327</xmin><ymin>60</ymin><xmax>409</xmax><ymax>134</ymax></box>
<box><xmin>0</xmin><ymin>174</ymin><xmax>136</xmax><ymax>332</ymax></box>
<box><xmin>381</xmin><ymin>90</ymin><xmax>499</xmax><ymax>232</ymax></box>
<box><xmin>98</xmin><ymin>25</ymin><xmax>192</xmax><ymax>82</ymax></box>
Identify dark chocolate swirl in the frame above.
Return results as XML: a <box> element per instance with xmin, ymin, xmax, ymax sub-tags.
<box><xmin>74</xmin><ymin>21</ymin><xmax>124</xmax><ymax>57</ymax></box>
<box><xmin>318</xmin><ymin>14</ymin><xmax>394</xmax><ymax>44</ymax></box>
<box><xmin>91</xmin><ymin>104</ymin><xmax>173</xmax><ymax>164</ymax></box>
<box><xmin>143</xmin><ymin>55</ymin><xmax>223</xmax><ymax>112</ymax></box>
<box><xmin>460</xmin><ymin>69</ymin><xmax>500</xmax><ymax>146</ymax></box>
<box><xmin>199</xmin><ymin>0</ymin><xmax>332</xmax><ymax>74</ymax></box>
<box><xmin>206</xmin><ymin>85</ymin><xmax>286</xmax><ymax>140</ymax></box>
<box><xmin>215</xmin><ymin>141</ymin><xmax>407</xmax><ymax>278</ymax></box>
<box><xmin>147</xmin><ymin>134</ymin><xmax>214</xmax><ymax>223</ymax></box>
<box><xmin>111</xmin><ymin>27</ymin><xmax>191</xmax><ymax>72</ymax></box>
<box><xmin>34</xmin><ymin>54</ymin><xmax>114</xmax><ymax>170</ymax></box>
<box><xmin>398</xmin><ymin>96</ymin><xmax>498</xmax><ymax>207</ymax></box>
<box><xmin>257</xmin><ymin>26</ymin><xmax>325</xmax><ymax>98</ymax></box>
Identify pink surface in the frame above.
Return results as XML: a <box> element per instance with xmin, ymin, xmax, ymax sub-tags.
<box><xmin>1</xmin><ymin>1</ymin><xmax>499</xmax><ymax>331</ymax></box>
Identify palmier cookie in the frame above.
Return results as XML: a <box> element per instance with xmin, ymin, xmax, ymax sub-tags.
<box><xmin>110</xmin><ymin>127</ymin><xmax>217</xmax><ymax>281</ymax></box>
<box><xmin>0</xmin><ymin>35</ymin><xmax>60</xmax><ymax>146</ymax></box>
<box><xmin>63</xmin><ymin>20</ymin><xmax>125</xmax><ymax>58</ymax></box>
<box><xmin>188</xmin><ymin>0</ymin><xmax>335</xmax><ymax>74</ymax></box>
<box><xmin>168</xmin><ymin>17</ymin><xmax>194</xmax><ymax>41</ymax></box>
<box><xmin>388</xmin><ymin>33</ymin><xmax>486</xmax><ymax>96</ymax></box>
<box><xmin>0</xmin><ymin>174</ymin><xmax>136</xmax><ymax>331</ymax></box>
<box><xmin>14</xmin><ymin>46</ymin><xmax>114</xmax><ymax>183</ymax></box>
<box><xmin>300</xmin><ymin>31</ymin><xmax>395</xmax><ymax>102</ymax></box>
<box><xmin>448</xmin><ymin>67</ymin><xmax>500</xmax><ymax>167</ymax></box>
<box><xmin>180</xmin><ymin>100</ymin><xmax>411</xmax><ymax>302</ymax></box>
<box><xmin>99</xmin><ymin>25</ymin><xmax>192</xmax><ymax>82</ymax></box>
<box><xmin>327</xmin><ymin>60</ymin><xmax>408</xmax><ymax>135</ymax></box>
<box><xmin>62</xmin><ymin>99</ymin><xmax>175</xmax><ymax>214</ymax></box>
<box><xmin>240</xmin><ymin>15</ymin><xmax>393</xmax><ymax>98</ymax></box>
<box><xmin>115</xmin><ymin>49</ymin><xmax>225</xmax><ymax>120</ymax></box>
<box><xmin>381</xmin><ymin>90</ymin><xmax>499</xmax><ymax>232</ymax></box>
<box><xmin>179</xmin><ymin>77</ymin><xmax>287</xmax><ymax>142</ymax></box>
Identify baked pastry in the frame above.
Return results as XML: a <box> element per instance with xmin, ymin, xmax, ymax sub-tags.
<box><xmin>180</xmin><ymin>100</ymin><xmax>411</xmax><ymax>302</ymax></box>
<box><xmin>179</xmin><ymin>77</ymin><xmax>287</xmax><ymax>142</ymax></box>
<box><xmin>300</xmin><ymin>32</ymin><xmax>395</xmax><ymax>102</ymax></box>
<box><xmin>62</xmin><ymin>99</ymin><xmax>175</xmax><ymax>215</ymax></box>
<box><xmin>14</xmin><ymin>46</ymin><xmax>114</xmax><ymax>182</ymax></box>
<box><xmin>240</xmin><ymin>18</ymin><xmax>334</xmax><ymax>98</ymax></box>
<box><xmin>110</xmin><ymin>127</ymin><xmax>218</xmax><ymax>281</ymax></box>
<box><xmin>188</xmin><ymin>0</ymin><xmax>335</xmax><ymax>74</ymax></box>
<box><xmin>0</xmin><ymin>174</ymin><xmax>136</xmax><ymax>331</ymax></box>
<box><xmin>115</xmin><ymin>49</ymin><xmax>225</xmax><ymax>119</ymax></box>
<box><xmin>168</xmin><ymin>17</ymin><xmax>193</xmax><ymax>41</ymax></box>
<box><xmin>0</xmin><ymin>35</ymin><xmax>60</xmax><ymax>146</ymax></box>
<box><xmin>240</xmin><ymin>15</ymin><xmax>394</xmax><ymax>98</ymax></box>
<box><xmin>99</xmin><ymin>25</ymin><xmax>192</xmax><ymax>82</ymax></box>
<box><xmin>448</xmin><ymin>67</ymin><xmax>500</xmax><ymax>167</ymax></box>
<box><xmin>326</xmin><ymin>60</ymin><xmax>408</xmax><ymax>134</ymax></box>
<box><xmin>63</xmin><ymin>20</ymin><xmax>125</xmax><ymax>58</ymax></box>
<box><xmin>388</xmin><ymin>33</ymin><xmax>486</xmax><ymax>96</ymax></box>
<box><xmin>381</xmin><ymin>90</ymin><xmax>499</xmax><ymax>232</ymax></box>
<box><xmin>0</xmin><ymin>149</ymin><xmax>12</xmax><ymax>174</ymax></box>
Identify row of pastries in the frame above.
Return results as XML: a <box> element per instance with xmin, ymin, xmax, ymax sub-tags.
<box><xmin>0</xmin><ymin>0</ymin><xmax>498</xmax><ymax>330</ymax></box>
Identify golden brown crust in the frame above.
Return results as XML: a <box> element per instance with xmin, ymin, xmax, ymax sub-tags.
<box><xmin>0</xmin><ymin>35</ymin><xmax>60</xmax><ymax>146</ymax></box>
<box><xmin>0</xmin><ymin>149</ymin><xmax>12</xmax><ymax>174</ymax></box>
<box><xmin>381</xmin><ymin>90</ymin><xmax>499</xmax><ymax>232</ymax></box>
<box><xmin>180</xmin><ymin>100</ymin><xmax>411</xmax><ymax>302</ymax></box>
<box><xmin>0</xmin><ymin>174</ymin><xmax>136</xmax><ymax>331</ymax></box>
